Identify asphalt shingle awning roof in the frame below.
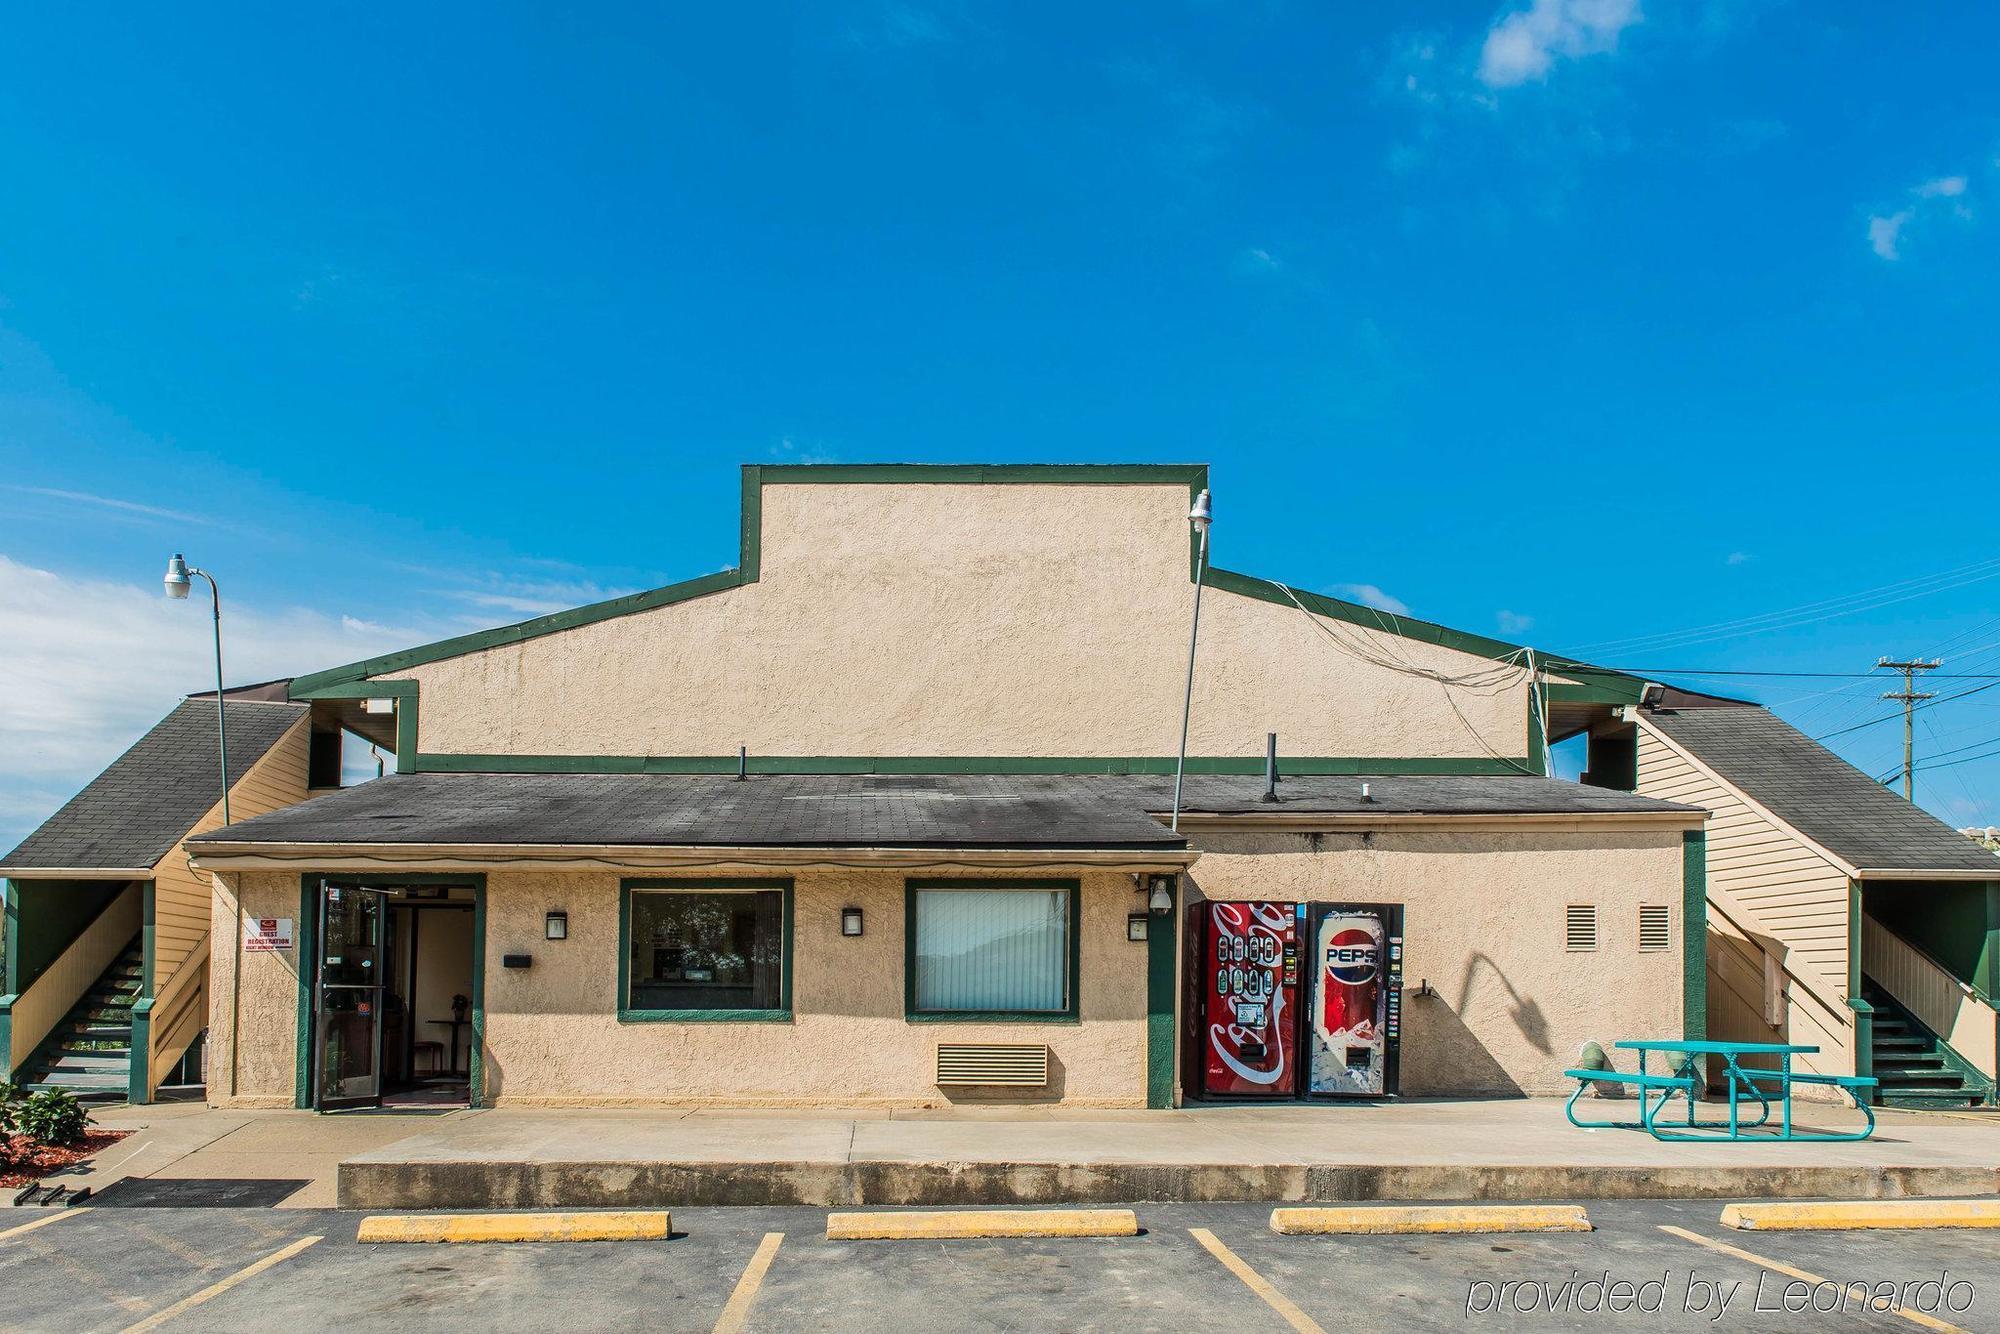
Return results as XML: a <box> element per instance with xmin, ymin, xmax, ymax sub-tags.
<box><xmin>1</xmin><ymin>699</ymin><xmax>307</xmax><ymax>874</ymax></box>
<box><xmin>187</xmin><ymin>769</ymin><xmax>1692</xmax><ymax>852</ymax></box>
<box><xmin>1644</xmin><ymin>706</ymin><xmax>2000</xmax><ymax>875</ymax></box>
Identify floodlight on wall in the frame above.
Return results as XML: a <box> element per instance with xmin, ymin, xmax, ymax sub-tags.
<box><xmin>1127</xmin><ymin>913</ymin><xmax>1149</xmax><ymax>942</ymax></box>
<box><xmin>841</xmin><ymin>907</ymin><xmax>864</xmax><ymax>937</ymax></box>
<box><xmin>545</xmin><ymin>911</ymin><xmax>568</xmax><ymax>941</ymax></box>
<box><xmin>1147</xmin><ymin>875</ymin><xmax>1175</xmax><ymax>916</ymax></box>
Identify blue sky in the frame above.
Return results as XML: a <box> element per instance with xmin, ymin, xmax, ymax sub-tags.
<box><xmin>2</xmin><ymin>2</ymin><xmax>1997</xmax><ymax>845</ymax></box>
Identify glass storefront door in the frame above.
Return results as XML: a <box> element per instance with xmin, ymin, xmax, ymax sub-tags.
<box><xmin>315</xmin><ymin>883</ymin><xmax>386</xmax><ymax>1110</ymax></box>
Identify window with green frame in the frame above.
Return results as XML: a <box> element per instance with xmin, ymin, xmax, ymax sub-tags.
<box><xmin>618</xmin><ymin>878</ymin><xmax>793</xmax><ymax>1022</ymax></box>
<box><xmin>904</xmin><ymin>878</ymin><xmax>1081</xmax><ymax>1021</ymax></box>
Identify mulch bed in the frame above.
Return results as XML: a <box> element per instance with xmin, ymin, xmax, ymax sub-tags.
<box><xmin>0</xmin><ymin>1131</ymin><xmax>131</xmax><ymax>1188</ymax></box>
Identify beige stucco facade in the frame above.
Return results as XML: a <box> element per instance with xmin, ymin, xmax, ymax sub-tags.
<box><xmin>205</xmin><ymin>821</ymin><xmax>1688</xmax><ymax>1109</ymax></box>
<box><xmin>1180</xmin><ymin>826</ymin><xmax>1689</xmax><ymax>1097</ymax></box>
<box><xmin>385</xmin><ymin>480</ymin><xmax>1533</xmax><ymax>763</ymax></box>
<box><xmin>190</xmin><ymin>467</ymin><xmax>1700</xmax><ymax>1113</ymax></box>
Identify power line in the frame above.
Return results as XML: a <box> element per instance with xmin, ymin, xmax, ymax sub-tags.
<box><xmin>1812</xmin><ymin>679</ymin><xmax>2000</xmax><ymax>741</ymax></box>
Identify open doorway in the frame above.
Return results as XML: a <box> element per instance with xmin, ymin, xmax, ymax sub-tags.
<box><xmin>313</xmin><ymin>879</ymin><xmax>477</xmax><ymax>1111</ymax></box>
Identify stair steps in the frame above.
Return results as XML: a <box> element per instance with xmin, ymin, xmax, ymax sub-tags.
<box><xmin>19</xmin><ymin>938</ymin><xmax>143</xmax><ymax>1104</ymax></box>
<box><xmin>1862</xmin><ymin>980</ymin><xmax>1990</xmax><ymax>1111</ymax></box>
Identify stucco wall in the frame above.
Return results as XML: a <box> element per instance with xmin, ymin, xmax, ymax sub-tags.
<box><xmin>389</xmin><ymin>481</ymin><xmax>1530</xmax><ymax>761</ymax></box>
<box><xmin>1181</xmin><ymin>827</ymin><xmax>1687</xmax><ymax>1097</ymax></box>
<box><xmin>482</xmin><ymin>868</ymin><xmax>1146</xmax><ymax>1107</ymax></box>
<box><xmin>207</xmin><ymin>870</ymin><xmax>306</xmax><ymax>1108</ymax></box>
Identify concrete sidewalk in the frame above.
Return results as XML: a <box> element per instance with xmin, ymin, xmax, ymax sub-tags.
<box><xmin>338</xmin><ymin>1100</ymin><xmax>2000</xmax><ymax>1208</ymax></box>
<box><xmin>36</xmin><ymin>1099</ymin><xmax>1999</xmax><ymax>1210</ymax></box>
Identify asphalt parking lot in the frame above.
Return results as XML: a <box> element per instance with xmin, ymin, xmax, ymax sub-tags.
<box><xmin>0</xmin><ymin>1199</ymin><xmax>1995</xmax><ymax>1333</ymax></box>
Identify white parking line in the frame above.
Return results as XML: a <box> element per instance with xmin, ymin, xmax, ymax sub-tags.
<box><xmin>118</xmin><ymin>1235</ymin><xmax>323</xmax><ymax>1334</ymax></box>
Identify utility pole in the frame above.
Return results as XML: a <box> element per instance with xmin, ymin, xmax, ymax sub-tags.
<box><xmin>1879</xmin><ymin>656</ymin><xmax>1941</xmax><ymax>801</ymax></box>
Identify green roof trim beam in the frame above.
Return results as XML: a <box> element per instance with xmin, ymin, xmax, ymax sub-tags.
<box><xmin>407</xmin><ymin>753</ymin><xmax>1537</xmax><ymax>776</ymax></box>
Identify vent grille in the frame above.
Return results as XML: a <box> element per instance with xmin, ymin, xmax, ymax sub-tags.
<box><xmin>1565</xmin><ymin>904</ymin><xmax>1599</xmax><ymax>952</ymax></box>
<box><xmin>935</xmin><ymin>1043</ymin><xmax>1050</xmax><ymax>1087</ymax></box>
<box><xmin>1638</xmin><ymin>904</ymin><xmax>1672</xmax><ymax>952</ymax></box>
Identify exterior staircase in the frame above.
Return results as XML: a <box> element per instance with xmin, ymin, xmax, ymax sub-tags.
<box><xmin>1862</xmin><ymin>979</ymin><xmax>1990</xmax><ymax>1110</ymax></box>
<box><xmin>18</xmin><ymin>936</ymin><xmax>142</xmax><ymax>1104</ymax></box>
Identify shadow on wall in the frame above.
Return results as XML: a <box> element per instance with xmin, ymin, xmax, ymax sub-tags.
<box><xmin>1459</xmin><ymin>952</ymin><xmax>1553</xmax><ymax>1057</ymax></box>
<box><xmin>1410</xmin><ymin>990</ymin><xmax>1525</xmax><ymax>1097</ymax></box>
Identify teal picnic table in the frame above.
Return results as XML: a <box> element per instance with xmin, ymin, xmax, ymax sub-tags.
<box><xmin>1564</xmin><ymin>1039</ymin><xmax>1877</xmax><ymax>1142</ymax></box>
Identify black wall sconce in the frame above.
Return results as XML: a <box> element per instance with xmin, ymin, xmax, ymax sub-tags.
<box><xmin>1126</xmin><ymin>912</ymin><xmax>1149</xmax><ymax>942</ymax></box>
<box><xmin>545</xmin><ymin>911</ymin><xmax>568</xmax><ymax>941</ymax></box>
<box><xmin>841</xmin><ymin>907</ymin><xmax>864</xmax><ymax>937</ymax></box>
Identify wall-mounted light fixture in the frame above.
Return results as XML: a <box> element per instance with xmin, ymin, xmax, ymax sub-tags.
<box><xmin>1127</xmin><ymin>913</ymin><xmax>1149</xmax><ymax>942</ymax></box>
<box><xmin>1147</xmin><ymin>874</ymin><xmax>1175</xmax><ymax>916</ymax></box>
<box><xmin>545</xmin><ymin>911</ymin><xmax>568</xmax><ymax>941</ymax></box>
<box><xmin>841</xmin><ymin>907</ymin><xmax>864</xmax><ymax>937</ymax></box>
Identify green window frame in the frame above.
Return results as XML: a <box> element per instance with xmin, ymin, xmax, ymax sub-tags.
<box><xmin>904</xmin><ymin>878</ymin><xmax>1082</xmax><ymax>1023</ymax></box>
<box><xmin>618</xmin><ymin>878</ymin><xmax>794</xmax><ymax>1023</ymax></box>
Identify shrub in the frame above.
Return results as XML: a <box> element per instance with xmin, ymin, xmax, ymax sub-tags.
<box><xmin>18</xmin><ymin>1089</ymin><xmax>88</xmax><ymax>1148</ymax></box>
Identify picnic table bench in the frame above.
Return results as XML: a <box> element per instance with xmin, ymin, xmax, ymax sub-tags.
<box><xmin>1563</xmin><ymin>1039</ymin><xmax>1877</xmax><ymax>1142</ymax></box>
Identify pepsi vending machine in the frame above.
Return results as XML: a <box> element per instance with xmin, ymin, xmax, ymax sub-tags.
<box><xmin>1198</xmin><ymin>901</ymin><xmax>1402</xmax><ymax>1101</ymax></box>
<box><xmin>1305</xmin><ymin>903</ymin><xmax>1403</xmax><ymax>1098</ymax></box>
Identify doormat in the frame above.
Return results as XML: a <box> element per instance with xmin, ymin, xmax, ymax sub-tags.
<box><xmin>89</xmin><ymin>1178</ymin><xmax>312</xmax><ymax>1208</ymax></box>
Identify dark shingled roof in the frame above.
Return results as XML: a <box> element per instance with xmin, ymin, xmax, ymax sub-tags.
<box><xmin>1</xmin><ymin>699</ymin><xmax>307</xmax><ymax>873</ymax></box>
<box><xmin>188</xmin><ymin>769</ymin><xmax>1692</xmax><ymax>851</ymax></box>
<box><xmin>1644</xmin><ymin>706</ymin><xmax>2000</xmax><ymax>875</ymax></box>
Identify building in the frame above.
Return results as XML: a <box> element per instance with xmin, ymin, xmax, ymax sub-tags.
<box><xmin>17</xmin><ymin>463</ymin><xmax>1982</xmax><ymax>1113</ymax></box>
<box><xmin>1585</xmin><ymin>691</ymin><xmax>1999</xmax><ymax>1107</ymax></box>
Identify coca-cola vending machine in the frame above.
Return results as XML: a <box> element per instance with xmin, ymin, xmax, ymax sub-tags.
<box><xmin>1198</xmin><ymin>900</ymin><xmax>1402</xmax><ymax>1101</ymax></box>
<box><xmin>1198</xmin><ymin>901</ymin><xmax>1300</xmax><ymax>1098</ymax></box>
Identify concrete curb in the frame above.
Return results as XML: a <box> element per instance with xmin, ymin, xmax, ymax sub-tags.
<box><xmin>1721</xmin><ymin>1200</ymin><xmax>2000</xmax><ymax>1231</ymax></box>
<box><xmin>1271</xmin><ymin>1205</ymin><xmax>1591</xmax><ymax>1235</ymax></box>
<box><xmin>355</xmin><ymin>1210</ymin><xmax>672</xmax><ymax>1243</ymax></box>
<box><xmin>336</xmin><ymin>1160</ymin><xmax>2000</xmax><ymax>1210</ymax></box>
<box><xmin>827</xmin><ymin>1208</ymin><xmax>1138</xmax><ymax>1240</ymax></box>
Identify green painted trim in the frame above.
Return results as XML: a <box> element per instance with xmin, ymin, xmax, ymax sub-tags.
<box><xmin>617</xmin><ymin>878</ymin><xmax>794</xmax><ymax>1023</ymax></box>
<box><xmin>0</xmin><ymin>879</ymin><xmax>16</xmax><ymax>1079</ymax></box>
<box><xmin>1682</xmin><ymin>830</ymin><xmax>1708</xmax><ymax>1046</ymax></box>
<box><xmin>410</xmin><ymin>753</ymin><xmax>1535</xmax><ymax>776</ymax></box>
<box><xmin>904</xmin><ymin>878</ymin><xmax>1082</xmax><ymax>1022</ymax></box>
<box><xmin>1847</xmin><ymin>880</ymin><xmax>1863</xmax><ymax>1001</ymax></box>
<box><xmin>1203</xmin><ymin>566</ymin><xmax>1536</xmax><ymax>666</ymax></box>
<box><xmin>128</xmin><ymin>879</ymin><xmax>157</xmax><ymax>1105</ymax></box>
<box><xmin>760</xmin><ymin>463</ymin><xmax>1209</xmax><ymax>487</ymax></box>
<box><xmin>1545</xmin><ymin>679</ymin><xmax>1647</xmax><ymax>707</ymax></box>
<box><xmin>1145</xmin><ymin>881</ymin><xmax>1178</xmax><ymax>1109</ymax></box>
<box><xmin>294</xmin><ymin>875</ymin><xmax>316</xmax><ymax>1109</ymax></box>
<box><xmin>469</xmin><ymin>877</ymin><xmax>486</xmax><ymax>1107</ymax></box>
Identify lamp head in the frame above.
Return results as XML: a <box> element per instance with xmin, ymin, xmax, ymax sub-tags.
<box><xmin>164</xmin><ymin>553</ymin><xmax>192</xmax><ymax>600</ymax></box>
<box><xmin>1189</xmin><ymin>489</ymin><xmax>1212</xmax><ymax>532</ymax></box>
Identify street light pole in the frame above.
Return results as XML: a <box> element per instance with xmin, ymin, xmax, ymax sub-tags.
<box><xmin>1170</xmin><ymin>490</ymin><xmax>1213</xmax><ymax>833</ymax></box>
<box><xmin>165</xmin><ymin>555</ymin><xmax>230</xmax><ymax>824</ymax></box>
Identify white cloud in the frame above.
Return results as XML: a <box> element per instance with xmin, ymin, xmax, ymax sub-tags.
<box><xmin>1478</xmin><ymin>0</ymin><xmax>1642</xmax><ymax>88</ymax></box>
<box><xmin>1497</xmin><ymin>609</ymin><xmax>1534</xmax><ymax>635</ymax></box>
<box><xmin>1726</xmin><ymin>551</ymin><xmax>1752</xmax><ymax>566</ymax></box>
<box><xmin>5</xmin><ymin>486</ymin><xmax>206</xmax><ymax>526</ymax></box>
<box><xmin>0</xmin><ymin>554</ymin><xmax>417</xmax><ymax>848</ymax></box>
<box><xmin>1868</xmin><ymin>173</ymin><xmax>1977</xmax><ymax>260</ymax></box>
<box><xmin>1236</xmin><ymin>247</ymin><xmax>1283</xmax><ymax>275</ymax></box>
<box><xmin>1335</xmin><ymin>583</ymin><xmax>1413</xmax><ymax>616</ymax></box>
<box><xmin>1869</xmin><ymin>209</ymin><xmax>1912</xmax><ymax>260</ymax></box>
<box><xmin>1916</xmin><ymin>175</ymin><xmax>1967</xmax><ymax>198</ymax></box>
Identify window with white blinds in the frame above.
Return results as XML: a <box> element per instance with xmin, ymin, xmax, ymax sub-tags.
<box><xmin>910</xmin><ymin>882</ymin><xmax>1074</xmax><ymax>1016</ymax></box>
<box><xmin>1638</xmin><ymin>904</ymin><xmax>1672</xmax><ymax>952</ymax></box>
<box><xmin>1565</xmin><ymin>904</ymin><xmax>1599</xmax><ymax>952</ymax></box>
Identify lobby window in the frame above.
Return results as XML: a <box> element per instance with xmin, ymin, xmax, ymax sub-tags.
<box><xmin>620</xmin><ymin>879</ymin><xmax>792</xmax><ymax>1021</ymax></box>
<box><xmin>906</xmin><ymin>879</ymin><xmax>1080</xmax><ymax>1021</ymax></box>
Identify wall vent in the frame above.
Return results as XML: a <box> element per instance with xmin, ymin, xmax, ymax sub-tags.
<box><xmin>1565</xmin><ymin>904</ymin><xmax>1599</xmax><ymax>952</ymax></box>
<box><xmin>935</xmin><ymin>1043</ymin><xmax>1050</xmax><ymax>1087</ymax></box>
<box><xmin>1638</xmin><ymin>904</ymin><xmax>1672</xmax><ymax>952</ymax></box>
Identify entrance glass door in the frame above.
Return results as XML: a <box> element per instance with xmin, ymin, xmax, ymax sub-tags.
<box><xmin>316</xmin><ymin>883</ymin><xmax>386</xmax><ymax>1110</ymax></box>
